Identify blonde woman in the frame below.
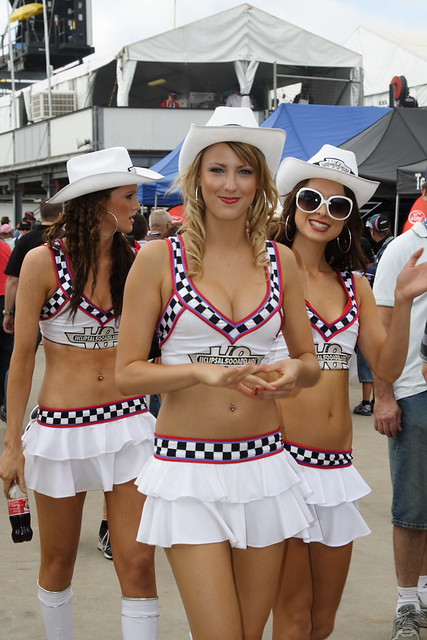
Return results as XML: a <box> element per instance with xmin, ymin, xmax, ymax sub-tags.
<box><xmin>116</xmin><ymin>107</ymin><xmax>320</xmax><ymax>640</ymax></box>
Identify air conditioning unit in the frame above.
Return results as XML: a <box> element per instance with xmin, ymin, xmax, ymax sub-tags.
<box><xmin>31</xmin><ymin>91</ymin><xmax>76</xmax><ymax>122</ymax></box>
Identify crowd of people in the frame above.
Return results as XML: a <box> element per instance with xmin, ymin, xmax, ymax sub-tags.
<box><xmin>1</xmin><ymin>107</ymin><xmax>427</xmax><ymax>640</ymax></box>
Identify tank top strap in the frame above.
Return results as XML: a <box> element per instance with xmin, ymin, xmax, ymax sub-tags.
<box><xmin>40</xmin><ymin>240</ymin><xmax>73</xmax><ymax>318</ymax></box>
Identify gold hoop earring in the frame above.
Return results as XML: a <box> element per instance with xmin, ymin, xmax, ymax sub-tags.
<box><xmin>102</xmin><ymin>211</ymin><xmax>119</xmax><ymax>238</ymax></box>
<box><xmin>336</xmin><ymin>226</ymin><xmax>352</xmax><ymax>253</ymax></box>
<box><xmin>195</xmin><ymin>186</ymin><xmax>199</xmax><ymax>204</ymax></box>
<box><xmin>284</xmin><ymin>215</ymin><xmax>293</xmax><ymax>242</ymax></box>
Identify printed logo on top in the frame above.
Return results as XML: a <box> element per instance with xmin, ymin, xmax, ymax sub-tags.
<box><xmin>188</xmin><ymin>345</ymin><xmax>264</xmax><ymax>367</ymax></box>
<box><xmin>316</xmin><ymin>343</ymin><xmax>351</xmax><ymax>369</ymax></box>
<box><xmin>64</xmin><ymin>326</ymin><xmax>118</xmax><ymax>348</ymax></box>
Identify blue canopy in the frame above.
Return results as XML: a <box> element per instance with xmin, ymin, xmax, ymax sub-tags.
<box><xmin>138</xmin><ymin>104</ymin><xmax>391</xmax><ymax>206</ymax></box>
<box><xmin>263</xmin><ymin>103</ymin><xmax>391</xmax><ymax>160</ymax></box>
<box><xmin>138</xmin><ymin>143</ymin><xmax>183</xmax><ymax>207</ymax></box>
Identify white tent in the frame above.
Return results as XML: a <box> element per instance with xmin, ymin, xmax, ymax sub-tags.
<box><xmin>0</xmin><ymin>3</ymin><xmax>363</xmax><ymax>132</ymax></box>
<box><xmin>344</xmin><ymin>27</ymin><xmax>427</xmax><ymax>107</ymax></box>
<box><xmin>116</xmin><ymin>3</ymin><xmax>363</xmax><ymax>107</ymax></box>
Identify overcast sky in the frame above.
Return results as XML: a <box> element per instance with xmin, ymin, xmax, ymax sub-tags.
<box><xmin>1</xmin><ymin>0</ymin><xmax>425</xmax><ymax>58</ymax></box>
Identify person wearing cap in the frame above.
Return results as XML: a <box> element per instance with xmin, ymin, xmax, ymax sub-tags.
<box><xmin>366</xmin><ymin>213</ymin><xmax>394</xmax><ymax>266</ymax></box>
<box><xmin>351</xmin><ymin>214</ymin><xmax>395</xmax><ymax>418</ymax></box>
<box><xmin>0</xmin><ymin>223</ymin><xmax>15</xmax><ymax>248</ymax></box>
<box><xmin>270</xmin><ymin>144</ymin><xmax>427</xmax><ymax>640</ymax></box>
<box><xmin>0</xmin><ymin>147</ymin><xmax>163</xmax><ymax>640</ymax></box>
<box><xmin>116</xmin><ymin>106</ymin><xmax>320</xmax><ymax>639</ymax></box>
<box><xmin>161</xmin><ymin>91</ymin><xmax>180</xmax><ymax>108</ymax></box>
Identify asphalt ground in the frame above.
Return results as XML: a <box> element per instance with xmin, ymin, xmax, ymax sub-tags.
<box><xmin>1</xmin><ymin>345</ymin><xmax>425</xmax><ymax>639</ymax></box>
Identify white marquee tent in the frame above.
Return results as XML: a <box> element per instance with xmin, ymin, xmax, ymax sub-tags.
<box><xmin>0</xmin><ymin>3</ymin><xmax>364</xmax><ymax>132</ymax></box>
<box><xmin>344</xmin><ymin>27</ymin><xmax>427</xmax><ymax>107</ymax></box>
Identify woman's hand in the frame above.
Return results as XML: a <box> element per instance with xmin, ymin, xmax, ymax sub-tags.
<box><xmin>250</xmin><ymin>359</ymin><xmax>303</xmax><ymax>400</ymax></box>
<box><xmin>193</xmin><ymin>362</ymin><xmax>275</xmax><ymax>398</ymax></box>
<box><xmin>395</xmin><ymin>249</ymin><xmax>427</xmax><ymax>303</ymax></box>
<box><xmin>0</xmin><ymin>444</ymin><xmax>26</xmax><ymax>497</ymax></box>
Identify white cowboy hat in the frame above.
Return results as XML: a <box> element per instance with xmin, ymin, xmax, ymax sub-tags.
<box><xmin>276</xmin><ymin>144</ymin><xmax>379</xmax><ymax>208</ymax></box>
<box><xmin>48</xmin><ymin>147</ymin><xmax>163</xmax><ymax>204</ymax></box>
<box><xmin>178</xmin><ymin>106</ymin><xmax>286</xmax><ymax>175</ymax></box>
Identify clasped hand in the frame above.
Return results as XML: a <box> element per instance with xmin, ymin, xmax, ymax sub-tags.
<box><xmin>194</xmin><ymin>359</ymin><xmax>300</xmax><ymax>400</ymax></box>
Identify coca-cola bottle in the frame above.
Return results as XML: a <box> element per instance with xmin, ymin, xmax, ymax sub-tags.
<box><xmin>7</xmin><ymin>477</ymin><xmax>33</xmax><ymax>543</ymax></box>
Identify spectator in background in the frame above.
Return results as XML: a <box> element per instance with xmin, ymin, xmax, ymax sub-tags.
<box><xmin>146</xmin><ymin>208</ymin><xmax>172</xmax><ymax>240</ymax></box>
<box><xmin>15</xmin><ymin>220</ymin><xmax>32</xmax><ymax>243</ymax></box>
<box><xmin>161</xmin><ymin>92</ymin><xmax>180</xmax><ymax>108</ymax></box>
<box><xmin>366</xmin><ymin>213</ymin><xmax>394</xmax><ymax>265</ymax></box>
<box><xmin>226</xmin><ymin>85</ymin><xmax>254</xmax><ymax>108</ymax></box>
<box><xmin>3</xmin><ymin>200</ymin><xmax>63</xmax><ymax>339</ymax></box>
<box><xmin>0</xmin><ymin>224</ymin><xmax>15</xmax><ymax>249</ymax></box>
<box><xmin>0</xmin><ymin>238</ymin><xmax>12</xmax><ymax>421</ymax></box>
<box><xmin>23</xmin><ymin>211</ymin><xmax>36</xmax><ymax>224</ymax></box>
<box><xmin>353</xmin><ymin>213</ymin><xmax>395</xmax><ymax>416</ymax></box>
<box><xmin>131</xmin><ymin>213</ymin><xmax>148</xmax><ymax>250</ymax></box>
<box><xmin>373</xmin><ymin>219</ymin><xmax>427</xmax><ymax>640</ymax></box>
<box><xmin>293</xmin><ymin>83</ymin><xmax>314</xmax><ymax>104</ymax></box>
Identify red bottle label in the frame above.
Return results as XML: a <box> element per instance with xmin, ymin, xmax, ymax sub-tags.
<box><xmin>8</xmin><ymin>497</ymin><xmax>30</xmax><ymax>516</ymax></box>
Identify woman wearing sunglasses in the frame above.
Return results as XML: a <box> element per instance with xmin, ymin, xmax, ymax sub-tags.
<box><xmin>271</xmin><ymin>145</ymin><xmax>427</xmax><ymax>640</ymax></box>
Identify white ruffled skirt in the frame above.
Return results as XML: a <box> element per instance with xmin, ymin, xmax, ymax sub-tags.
<box><xmin>23</xmin><ymin>396</ymin><xmax>155</xmax><ymax>497</ymax></box>
<box><xmin>284</xmin><ymin>440</ymin><xmax>371</xmax><ymax>546</ymax></box>
<box><xmin>136</xmin><ymin>430</ymin><xmax>314</xmax><ymax>549</ymax></box>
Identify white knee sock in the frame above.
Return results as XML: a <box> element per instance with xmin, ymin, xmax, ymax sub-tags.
<box><xmin>37</xmin><ymin>582</ymin><xmax>73</xmax><ymax>640</ymax></box>
<box><xmin>418</xmin><ymin>575</ymin><xmax>427</xmax><ymax>606</ymax></box>
<box><xmin>121</xmin><ymin>597</ymin><xmax>159</xmax><ymax>640</ymax></box>
<box><xmin>397</xmin><ymin>586</ymin><xmax>420</xmax><ymax>612</ymax></box>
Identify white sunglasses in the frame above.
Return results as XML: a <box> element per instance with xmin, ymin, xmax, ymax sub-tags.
<box><xmin>296</xmin><ymin>187</ymin><xmax>353</xmax><ymax>220</ymax></box>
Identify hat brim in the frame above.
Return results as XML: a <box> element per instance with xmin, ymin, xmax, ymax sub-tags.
<box><xmin>48</xmin><ymin>168</ymin><xmax>163</xmax><ymax>204</ymax></box>
<box><xmin>178</xmin><ymin>124</ymin><xmax>286</xmax><ymax>176</ymax></box>
<box><xmin>276</xmin><ymin>157</ymin><xmax>379</xmax><ymax>208</ymax></box>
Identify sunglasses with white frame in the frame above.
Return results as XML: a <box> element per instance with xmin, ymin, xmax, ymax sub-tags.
<box><xmin>295</xmin><ymin>187</ymin><xmax>353</xmax><ymax>221</ymax></box>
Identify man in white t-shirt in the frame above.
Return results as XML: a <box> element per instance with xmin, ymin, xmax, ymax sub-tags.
<box><xmin>373</xmin><ymin>220</ymin><xmax>427</xmax><ymax>640</ymax></box>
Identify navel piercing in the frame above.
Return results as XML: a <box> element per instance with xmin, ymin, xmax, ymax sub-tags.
<box><xmin>230</xmin><ymin>402</ymin><xmax>236</xmax><ymax>412</ymax></box>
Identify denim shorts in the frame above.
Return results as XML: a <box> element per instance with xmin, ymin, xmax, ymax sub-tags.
<box><xmin>388</xmin><ymin>390</ymin><xmax>427</xmax><ymax>529</ymax></box>
<box><xmin>355</xmin><ymin>345</ymin><xmax>373</xmax><ymax>384</ymax></box>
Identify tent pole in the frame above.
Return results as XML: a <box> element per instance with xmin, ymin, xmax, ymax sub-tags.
<box><xmin>394</xmin><ymin>193</ymin><xmax>400</xmax><ymax>236</ymax></box>
<box><xmin>273</xmin><ymin>61</ymin><xmax>277</xmax><ymax>110</ymax></box>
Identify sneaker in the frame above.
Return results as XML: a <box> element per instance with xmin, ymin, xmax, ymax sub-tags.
<box><xmin>353</xmin><ymin>402</ymin><xmax>373</xmax><ymax>417</ymax></box>
<box><xmin>419</xmin><ymin>602</ymin><xmax>427</xmax><ymax>628</ymax></box>
<box><xmin>97</xmin><ymin>529</ymin><xmax>113</xmax><ymax>560</ymax></box>
<box><xmin>391</xmin><ymin>604</ymin><xmax>419</xmax><ymax>639</ymax></box>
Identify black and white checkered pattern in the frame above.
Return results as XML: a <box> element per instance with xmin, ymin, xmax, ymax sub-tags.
<box><xmin>154</xmin><ymin>430</ymin><xmax>284</xmax><ymax>463</ymax></box>
<box><xmin>40</xmin><ymin>242</ymin><xmax>115</xmax><ymax>324</ymax></box>
<box><xmin>284</xmin><ymin>440</ymin><xmax>353</xmax><ymax>468</ymax></box>
<box><xmin>158</xmin><ymin>237</ymin><xmax>282</xmax><ymax>343</ymax></box>
<box><xmin>37</xmin><ymin>396</ymin><xmax>148</xmax><ymax>427</ymax></box>
<box><xmin>308</xmin><ymin>270</ymin><xmax>359</xmax><ymax>341</ymax></box>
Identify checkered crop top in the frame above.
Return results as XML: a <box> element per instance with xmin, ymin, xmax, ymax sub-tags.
<box><xmin>39</xmin><ymin>240</ymin><xmax>119</xmax><ymax>349</ymax></box>
<box><xmin>157</xmin><ymin>236</ymin><xmax>284</xmax><ymax>367</ymax></box>
<box><xmin>270</xmin><ymin>270</ymin><xmax>360</xmax><ymax>370</ymax></box>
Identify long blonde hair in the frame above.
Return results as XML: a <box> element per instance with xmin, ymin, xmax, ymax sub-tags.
<box><xmin>178</xmin><ymin>141</ymin><xmax>279</xmax><ymax>278</ymax></box>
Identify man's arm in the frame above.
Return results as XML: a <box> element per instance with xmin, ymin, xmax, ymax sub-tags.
<box><xmin>373</xmin><ymin>305</ymin><xmax>402</xmax><ymax>437</ymax></box>
<box><xmin>2</xmin><ymin>276</ymin><xmax>18</xmax><ymax>334</ymax></box>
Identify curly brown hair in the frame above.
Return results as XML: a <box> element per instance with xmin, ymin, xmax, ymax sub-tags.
<box><xmin>273</xmin><ymin>180</ymin><xmax>368</xmax><ymax>272</ymax></box>
<box><xmin>177</xmin><ymin>141</ymin><xmax>279</xmax><ymax>278</ymax></box>
<box><xmin>46</xmin><ymin>189</ymin><xmax>135</xmax><ymax>317</ymax></box>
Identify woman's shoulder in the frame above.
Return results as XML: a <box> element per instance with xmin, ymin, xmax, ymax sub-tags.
<box><xmin>21</xmin><ymin>243</ymin><xmax>54</xmax><ymax>268</ymax></box>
